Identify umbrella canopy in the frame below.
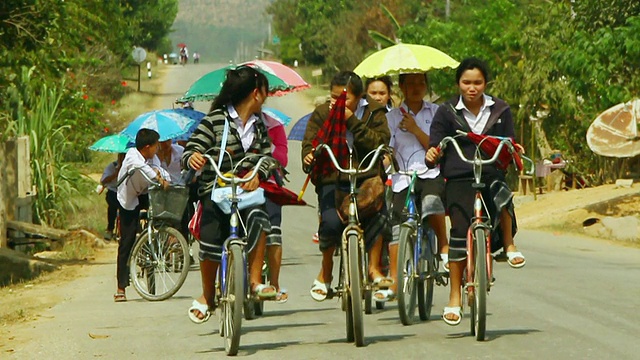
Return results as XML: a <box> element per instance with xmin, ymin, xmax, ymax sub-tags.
<box><xmin>242</xmin><ymin>60</ymin><xmax>310</xmax><ymax>96</ymax></box>
<box><xmin>587</xmin><ymin>99</ymin><xmax>640</xmax><ymax>157</ymax></box>
<box><xmin>354</xmin><ymin>43</ymin><xmax>459</xmax><ymax>78</ymax></box>
<box><xmin>262</xmin><ymin>107</ymin><xmax>291</xmax><ymax>126</ymax></box>
<box><xmin>121</xmin><ymin>108</ymin><xmax>203</xmax><ymax>142</ymax></box>
<box><xmin>177</xmin><ymin>43</ymin><xmax>186</xmax><ymax>48</ymax></box>
<box><xmin>179</xmin><ymin>65</ymin><xmax>293</xmax><ymax>102</ymax></box>
<box><xmin>89</xmin><ymin>134</ymin><xmax>134</xmax><ymax>153</ymax></box>
<box><xmin>287</xmin><ymin>112</ymin><xmax>312</xmax><ymax>141</ymax></box>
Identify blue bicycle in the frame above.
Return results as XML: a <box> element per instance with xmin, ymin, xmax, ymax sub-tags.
<box><xmin>201</xmin><ymin>153</ymin><xmax>274</xmax><ymax>356</ymax></box>
<box><xmin>393</xmin><ymin>167</ymin><xmax>450</xmax><ymax>325</ymax></box>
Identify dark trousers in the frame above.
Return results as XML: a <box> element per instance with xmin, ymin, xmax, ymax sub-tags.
<box><xmin>116</xmin><ymin>204</ymin><xmax>141</xmax><ymax>289</ymax></box>
<box><xmin>105</xmin><ymin>190</ymin><xmax>119</xmax><ymax>232</ymax></box>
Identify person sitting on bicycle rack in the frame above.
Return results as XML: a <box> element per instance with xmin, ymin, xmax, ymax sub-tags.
<box><xmin>302</xmin><ymin>71</ymin><xmax>391</xmax><ymax>301</ymax></box>
<box><xmin>182</xmin><ymin>66</ymin><xmax>276</xmax><ymax>323</ymax></box>
<box><xmin>115</xmin><ymin>129</ymin><xmax>170</xmax><ymax>302</ymax></box>
<box><xmin>426</xmin><ymin>57</ymin><xmax>526</xmax><ymax>326</ymax></box>
<box><xmin>381</xmin><ymin>72</ymin><xmax>449</xmax><ymax>302</ymax></box>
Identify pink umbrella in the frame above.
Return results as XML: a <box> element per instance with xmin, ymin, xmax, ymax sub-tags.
<box><xmin>242</xmin><ymin>60</ymin><xmax>311</xmax><ymax>96</ymax></box>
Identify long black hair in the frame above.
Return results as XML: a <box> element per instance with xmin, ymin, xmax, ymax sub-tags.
<box><xmin>210</xmin><ymin>65</ymin><xmax>269</xmax><ymax>112</ymax></box>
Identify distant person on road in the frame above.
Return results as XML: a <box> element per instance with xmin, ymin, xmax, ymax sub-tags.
<box><xmin>193</xmin><ymin>52</ymin><xmax>200</xmax><ymax>64</ymax></box>
<box><xmin>425</xmin><ymin>57</ymin><xmax>526</xmax><ymax>326</ymax></box>
<box><xmin>115</xmin><ymin>129</ymin><xmax>170</xmax><ymax>302</ymax></box>
<box><xmin>182</xmin><ymin>65</ymin><xmax>275</xmax><ymax>323</ymax></box>
<box><xmin>100</xmin><ymin>153</ymin><xmax>125</xmax><ymax>241</ymax></box>
<box><xmin>180</xmin><ymin>47</ymin><xmax>189</xmax><ymax>65</ymax></box>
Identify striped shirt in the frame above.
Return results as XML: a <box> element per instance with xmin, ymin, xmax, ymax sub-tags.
<box><xmin>181</xmin><ymin>107</ymin><xmax>272</xmax><ymax>195</ymax></box>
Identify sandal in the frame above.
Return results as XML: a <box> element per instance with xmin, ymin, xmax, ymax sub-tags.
<box><xmin>252</xmin><ymin>283</ymin><xmax>277</xmax><ymax>299</ymax></box>
<box><xmin>373</xmin><ymin>288</ymin><xmax>395</xmax><ymax>302</ymax></box>
<box><xmin>442</xmin><ymin>306</ymin><xmax>462</xmax><ymax>326</ymax></box>
<box><xmin>113</xmin><ymin>292</ymin><xmax>127</xmax><ymax>303</ymax></box>
<box><xmin>440</xmin><ymin>253</ymin><xmax>449</xmax><ymax>272</ymax></box>
<box><xmin>507</xmin><ymin>251</ymin><xmax>526</xmax><ymax>269</ymax></box>
<box><xmin>188</xmin><ymin>299</ymin><xmax>211</xmax><ymax>324</ymax></box>
<box><xmin>372</xmin><ymin>276</ymin><xmax>394</xmax><ymax>288</ymax></box>
<box><xmin>310</xmin><ymin>279</ymin><xmax>329</xmax><ymax>302</ymax></box>
<box><xmin>275</xmin><ymin>288</ymin><xmax>288</xmax><ymax>304</ymax></box>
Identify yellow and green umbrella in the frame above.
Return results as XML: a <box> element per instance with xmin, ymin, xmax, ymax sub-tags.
<box><xmin>354</xmin><ymin>43</ymin><xmax>459</xmax><ymax>78</ymax></box>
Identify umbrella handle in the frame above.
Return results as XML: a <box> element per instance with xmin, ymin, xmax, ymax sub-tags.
<box><xmin>298</xmin><ymin>174</ymin><xmax>311</xmax><ymax>201</ymax></box>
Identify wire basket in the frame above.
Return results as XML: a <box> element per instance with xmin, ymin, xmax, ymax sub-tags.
<box><xmin>148</xmin><ymin>185</ymin><xmax>189</xmax><ymax>223</ymax></box>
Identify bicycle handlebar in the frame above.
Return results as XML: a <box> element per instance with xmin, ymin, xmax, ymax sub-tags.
<box><xmin>437</xmin><ymin>131</ymin><xmax>516</xmax><ymax>167</ymax></box>
<box><xmin>313</xmin><ymin>144</ymin><xmax>391</xmax><ymax>175</ymax></box>
<box><xmin>201</xmin><ymin>153</ymin><xmax>270</xmax><ymax>186</ymax></box>
<box><xmin>394</xmin><ymin>167</ymin><xmax>430</xmax><ymax>177</ymax></box>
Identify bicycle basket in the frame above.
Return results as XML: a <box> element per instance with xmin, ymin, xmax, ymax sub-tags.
<box><xmin>149</xmin><ymin>185</ymin><xmax>189</xmax><ymax>223</ymax></box>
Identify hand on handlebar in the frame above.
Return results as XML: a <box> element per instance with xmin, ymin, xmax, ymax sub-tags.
<box><xmin>515</xmin><ymin>143</ymin><xmax>525</xmax><ymax>154</ymax></box>
<box><xmin>239</xmin><ymin>171</ymin><xmax>260</xmax><ymax>191</ymax></box>
<box><xmin>188</xmin><ymin>152</ymin><xmax>206</xmax><ymax>171</ymax></box>
<box><xmin>303</xmin><ymin>151</ymin><xmax>314</xmax><ymax>166</ymax></box>
<box><xmin>425</xmin><ymin>146</ymin><xmax>442</xmax><ymax>168</ymax></box>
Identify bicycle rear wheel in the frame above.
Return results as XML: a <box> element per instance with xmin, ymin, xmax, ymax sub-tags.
<box><xmin>223</xmin><ymin>244</ymin><xmax>244</xmax><ymax>355</ymax></box>
<box><xmin>244</xmin><ymin>263</ymin><xmax>267</xmax><ymax>319</ymax></box>
<box><xmin>129</xmin><ymin>227</ymin><xmax>190</xmax><ymax>301</ymax></box>
<box><xmin>348</xmin><ymin>234</ymin><xmax>364</xmax><ymax>347</ymax></box>
<box><xmin>472</xmin><ymin>228</ymin><xmax>487</xmax><ymax>341</ymax></box>
<box><xmin>397</xmin><ymin>224</ymin><xmax>417</xmax><ymax>325</ymax></box>
<box><xmin>418</xmin><ymin>227</ymin><xmax>436</xmax><ymax>321</ymax></box>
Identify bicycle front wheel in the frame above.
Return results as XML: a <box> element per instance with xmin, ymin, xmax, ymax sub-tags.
<box><xmin>348</xmin><ymin>234</ymin><xmax>364</xmax><ymax>347</ymax></box>
<box><xmin>223</xmin><ymin>244</ymin><xmax>244</xmax><ymax>355</ymax></box>
<box><xmin>397</xmin><ymin>224</ymin><xmax>417</xmax><ymax>325</ymax></box>
<box><xmin>418</xmin><ymin>228</ymin><xmax>436</xmax><ymax>321</ymax></box>
<box><xmin>472</xmin><ymin>227</ymin><xmax>488</xmax><ymax>341</ymax></box>
<box><xmin>129</xmin><ymin>227</ymin><xmax>190</xmax><ymax>301</ymax></box>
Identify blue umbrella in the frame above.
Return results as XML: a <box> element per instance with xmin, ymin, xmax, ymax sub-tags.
<box><xmin>121</xmin><ymin>109</ymin><xmax>205</xmax><ymax>141</ymax></box>
<box><xmin>287</xmin><ymin>112</ymin><xmax>312</xmax><ymax>141</ymax></box>
<box><xmin>89</xmin><ymin>134</ymin><xmax>135</xmax><ymax>153</ymax></box>
<box><xmin>173</xmin><ymin>116</ymin><xmax>203</xmax><ymax>142</ymax></box>
<box><xmin>262</xmin><ymin>107</ymin><xmax>291</xmax><ymax>126</ymax></box>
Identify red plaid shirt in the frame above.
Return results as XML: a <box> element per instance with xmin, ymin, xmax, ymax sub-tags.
<box><xmin>311</xmin><ymin>90</ymin><xmax>349</xmax><ymax>183</ymax></box>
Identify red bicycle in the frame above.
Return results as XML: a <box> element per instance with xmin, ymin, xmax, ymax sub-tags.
<box><xmin>436</xmin><ymin>131</ymin><xmax>532</xmax><ymax>340</ymax></box>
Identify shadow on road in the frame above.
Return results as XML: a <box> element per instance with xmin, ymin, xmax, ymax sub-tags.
<box><xmin>258</xmin><ymin>306</ymin><xmax>335</xmax><ymax>317</ymax></box>
<box><xmin>198</xmin><ymin>340</ymin><xmax>302</xmax><ymax>355</ymax></box>
<box><xmin>326</xmin><ymin>333</ymin><xmax>413</xmax><ymax>347</ymax></box>
<box><xmin>446</xmin><ymin>327</ymin><xmax>541</xmax><ymax>341</ymax></box>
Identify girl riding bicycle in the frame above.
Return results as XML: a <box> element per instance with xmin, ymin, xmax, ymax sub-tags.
<box><xmin>302</xmin><ymin>71</ymin><xmax>391</xmax><ymax>301</ymax></box>
<box><xmin>181</xmin><ymin>66</ymin><xmax>275</xmax><ymax>323</ymax></box>
<box><xmin>426</xmin><ymin>57</ymin><xmax>526</xmax><ymax>326</ymax></box>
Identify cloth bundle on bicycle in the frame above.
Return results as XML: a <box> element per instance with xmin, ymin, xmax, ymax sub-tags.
<box><xmin>212</xmin><ymin>187</ymin><xmax>266</xmax><ymax>214</ymax></box>
<box><xmin>465</xmin><ymin>132</ymin><xmax>523</xmax><ymax>172</ymax></box>
<box><xmin>337</xmin><ymin>175</ymin><xmax>385</xmax><ymax>222</ymax></box>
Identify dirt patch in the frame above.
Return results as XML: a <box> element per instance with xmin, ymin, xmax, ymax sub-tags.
<box><xmin>515</xmin><ymin>184</ymin><xmax>640</xmax><ymax>245</ymax></box>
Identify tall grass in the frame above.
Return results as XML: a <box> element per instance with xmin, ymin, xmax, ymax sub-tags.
<box><xmin>3</xmin><ymin>67</ymin><xmax>82</xmax><ymax>227</ymax></box>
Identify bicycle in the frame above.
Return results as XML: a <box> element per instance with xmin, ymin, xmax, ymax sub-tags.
<box><xmin>123</xmin><ymin>169</ymin><xmax>191</xmax><ymax>302</ymax></box>
<box><xmin>435</xmin><ymin>131</ymin><xmax>533</xmax><ymax>340</ymax></box>
<box><xmin>393</xmin><ymin>167</ymin><xmax>449</xmax><ymax>325</ymax></box>
<box><xmin>312</xmin><ymin>143</ymin><xmax>391</xmax><ymax>347</ymax></box>
<box><xmin>200</xmin><ymin>152</ymin><xmax>275</xmax><ymax>356</ymax></box>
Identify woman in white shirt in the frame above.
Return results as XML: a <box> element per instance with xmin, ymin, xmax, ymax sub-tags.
<box><xmin>379</xmin><ymin>73</ymin><xmax>449</xmax><ymax>302</ymax></box>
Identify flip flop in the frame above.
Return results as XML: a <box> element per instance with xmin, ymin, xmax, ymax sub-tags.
<box><xmin>113</xmin><ymin>292</ymin><xmax>127</xmax><ymax>302</ymax></box>
<box><xmin>507</xmin><ymin>251</ymin><xmax>526</xmax><ymax>269</ymax></box>
<box><xmin>188</xmin><ymin>299</ymin><xmax>211</xmax><ymax>324</ymax></box>
<box><xmin>252</xmin><ymin>283</ymin><xmax>277</xmax><ymax>299</ymax></box>
<box><xmin>275</xmin><ymin>288</ymin><xmax>288</xmax><ymax>304</ymax></box>
<box><xmin>373</xmin><ymin>288</ymin><xmax>395</xmax><ymax>302</ymax></box>
<box><xmin>372</xmin><ymin>276</ymin><xmax>394</xmax><ymax>288</ymax></box>
<box><xmin>440</xmin><ymin>253</ymin><xmax>449</xmax><ymax>272</ymax></box>
<box><xmin>310</xmin><ymin>279</ymin><xmax>329</xmax><ymax>302</ymax></box>
<box><xmin>442</xmin><ymin>306</ymin><xmax>462</xmax><ymax>326</ymax></box>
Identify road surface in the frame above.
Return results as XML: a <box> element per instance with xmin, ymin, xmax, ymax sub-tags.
<box><xmin>4</xmin><ymin>64</ymin><xmax>640</xmax><ymax>359</ymax></box>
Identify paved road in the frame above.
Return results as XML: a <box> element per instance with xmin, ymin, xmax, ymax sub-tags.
<box><xmin>6</xmin><ymin>64</ymin><xmax>640</xmax><ymax>359</ymax></box>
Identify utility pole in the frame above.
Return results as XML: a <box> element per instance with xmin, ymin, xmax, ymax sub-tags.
<box><xmin>446</xmin><ymin>0</ymin><xmax>451</xmax><ymax>21</ymax></box>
